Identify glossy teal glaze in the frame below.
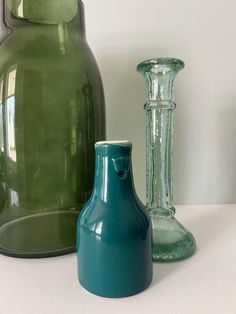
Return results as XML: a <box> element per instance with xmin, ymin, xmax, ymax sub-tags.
<box><xmin>77</xmin><ymin>141</ymin><xmax>153</xmax><ymax>298</ymax></box>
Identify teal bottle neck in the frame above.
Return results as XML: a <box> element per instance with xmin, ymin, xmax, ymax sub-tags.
<box><xmin>92</xmin><ymin>142</ymin><xmax>135</xmax><ymax>203</ymax></box>
<box><xmin>3</xmin><ymin>0</ymin><xmax>85</xmax><ymax>35</ymax></box>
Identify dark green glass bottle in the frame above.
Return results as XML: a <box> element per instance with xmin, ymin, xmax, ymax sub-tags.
<box><xmin>0</xmin><ymin>0</ymin><xmax>105</xmax><ymax>257</ymax></box>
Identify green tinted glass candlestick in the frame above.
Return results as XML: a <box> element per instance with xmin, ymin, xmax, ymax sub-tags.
<box><xmin>137</xmin><ymin>58</ymin><xmax>196</xmax><ymax>262</ymax></box>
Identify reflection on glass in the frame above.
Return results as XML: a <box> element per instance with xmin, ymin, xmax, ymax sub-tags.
<box><xmin>5</xmin><ymin>68</ymin><xmax>17</xmax><ymax>162</ymax></box>
<box><xmin>58</xmin><ymin>23</ymin><xmax>68</xmax><ymax>54</ymax></box>
<box><xmin>102</xmin><ymin>157</ymin><xmax>108</xmax><ymax>202</ymax></box>
<box><xmin>0</xmin><ymin>78</ymin><xmax>4</xmax><ymax>153</ymax></box>
<box><xmin>0</xmin><ymin>77</ymin><xmax>3</xmax><ymax>101</ymax></box>
<box><xmin>95</xmin><ymin>221</ymin><xmax>103</xmax><ymax>235</ymax></box>
<box><xmin>7</xmin><ymin>69</ymin><xmax>16</xmax><ymax>97</ymax></box>
<box><xmin>9</xmin><ymin>188</ymin><xmax>19</xmax><ymax>207</ymax></box>
<box><xmin>6</xmin><ymin>97</ymin><xmax>16</xmax><ymax>162</ymax></box>
<box><xmin>17</xmin><ymin>0</ymin><xmax>24</xmax><ymax>18</ymax></box>
<box><xmin>0</xmin><ymin>76</ymin><xmax>6</xmax><ymax>212</ymax></box>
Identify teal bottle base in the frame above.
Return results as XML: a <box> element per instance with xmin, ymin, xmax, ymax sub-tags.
<box><xmin>151</xmin><ymin>211</ymin><xmax>197</xmax><ymax>262</ymax></box>
<box><xmin>78</xmin><ymin>226</ymin><xmax>153</xmax><ymax>298</ymax></box>
<box><xmin>79</xmin><ymin>276</ymin><xmax>152</xmax><ymax>299</ymax></box>
<box><xmin>0</xmin><ymin>210</ymin><xmax>78</xmax><ymax>258</ymax></box>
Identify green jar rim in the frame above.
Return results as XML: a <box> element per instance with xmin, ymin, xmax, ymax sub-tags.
<box><xmin>137</xmin><ymin>58</ymin><xmax>185</xmax><ymax>74</ymax></box>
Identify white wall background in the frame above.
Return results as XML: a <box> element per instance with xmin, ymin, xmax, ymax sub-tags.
<box><xmin>83</xmin><ymin>0</ymin><xmax>236</xmax><ymax>205</ymax></box>
<box><xmin>1</xmin><ymin>1</ymin><xmax>234</xmax><ymax>205</ymax></box>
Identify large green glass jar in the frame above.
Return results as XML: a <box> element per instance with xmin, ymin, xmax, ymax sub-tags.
<box><xmin>0</xmin><ymin>0</ymin><xmax>105</xmax><ymax>257</ymax></box>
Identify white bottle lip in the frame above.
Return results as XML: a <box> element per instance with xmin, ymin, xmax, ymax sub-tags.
<box><xmin>95</xmin><ymin>140</ymin><xmax>132</xmax><ymax>146</ymax></box>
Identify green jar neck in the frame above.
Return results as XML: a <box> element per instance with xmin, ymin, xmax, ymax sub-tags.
<box><xmin>3</xmin><ymin>0</ymin><xmax>85</xmax><ymax>34</ymax></box>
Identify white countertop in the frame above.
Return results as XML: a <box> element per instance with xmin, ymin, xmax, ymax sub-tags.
<box><xmin>0</xmin><ymin>205</ymin><xmax>235</xmax><ymax>314</ymax></box>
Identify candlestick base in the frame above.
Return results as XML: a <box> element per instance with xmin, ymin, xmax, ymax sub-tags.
<box><xmin>150</xmin><ymin>210</ymin><xmax>196</xmax><ymax>262</ymax></box>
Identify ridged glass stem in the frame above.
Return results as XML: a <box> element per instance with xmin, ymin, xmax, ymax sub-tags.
<box><xmin>146</xmin><ymin>100</ymin><xmax>175</xmax><ymax>214</ymax></box>
<box><xmin>144</xmin><ymin>69</ymin><xmax>176</xmax><ymax>216</ymax></box>
<box><xmin>138</xmin><ymin>58</ymin><xmax>196</xmax><ymax>261</ymax></box>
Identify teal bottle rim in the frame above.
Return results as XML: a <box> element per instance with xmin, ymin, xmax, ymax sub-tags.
<box><xmin>95</xmin><ymin>140</ymin><xmax>132</xmax><ymax>148</ymax></box>
<box><xmin>137</xmin><ymin>58</ymin><xmax>185</xmax><ymax>74</ymax></box>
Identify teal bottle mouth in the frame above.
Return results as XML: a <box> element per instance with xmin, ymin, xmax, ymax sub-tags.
<box><xmin>95</xmin><ymin>141</ymin><xmax>133</xmax><ymax>158</ymax></box>
<box><xmin>95</xmin><ymin>140</ymin><xmax>132</xmax><ymax>147</ymax></box>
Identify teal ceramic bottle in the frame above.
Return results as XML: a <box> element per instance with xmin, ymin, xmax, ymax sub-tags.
<box><xmin>77</xmin><ymin>141</ymin><xmax>153</xmax><ymax>298</ymax></box>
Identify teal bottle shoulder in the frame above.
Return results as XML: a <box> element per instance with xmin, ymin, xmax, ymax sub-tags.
<box><xmin>79</xmin><ymin>196</ymin><xmax>150</xmax><ymax>243</ymax></box>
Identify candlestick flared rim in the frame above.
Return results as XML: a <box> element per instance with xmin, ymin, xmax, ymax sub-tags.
<box><xmin>137</xmin><ymin>58</ymin><xmax>185</xmax><ymax>74</ymax></box>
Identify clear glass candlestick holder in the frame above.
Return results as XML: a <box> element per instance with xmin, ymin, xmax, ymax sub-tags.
<box><xmin>137</xmin><ymin>58</ymin><xmax>196</xmax><ymax>262</ymax></box>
